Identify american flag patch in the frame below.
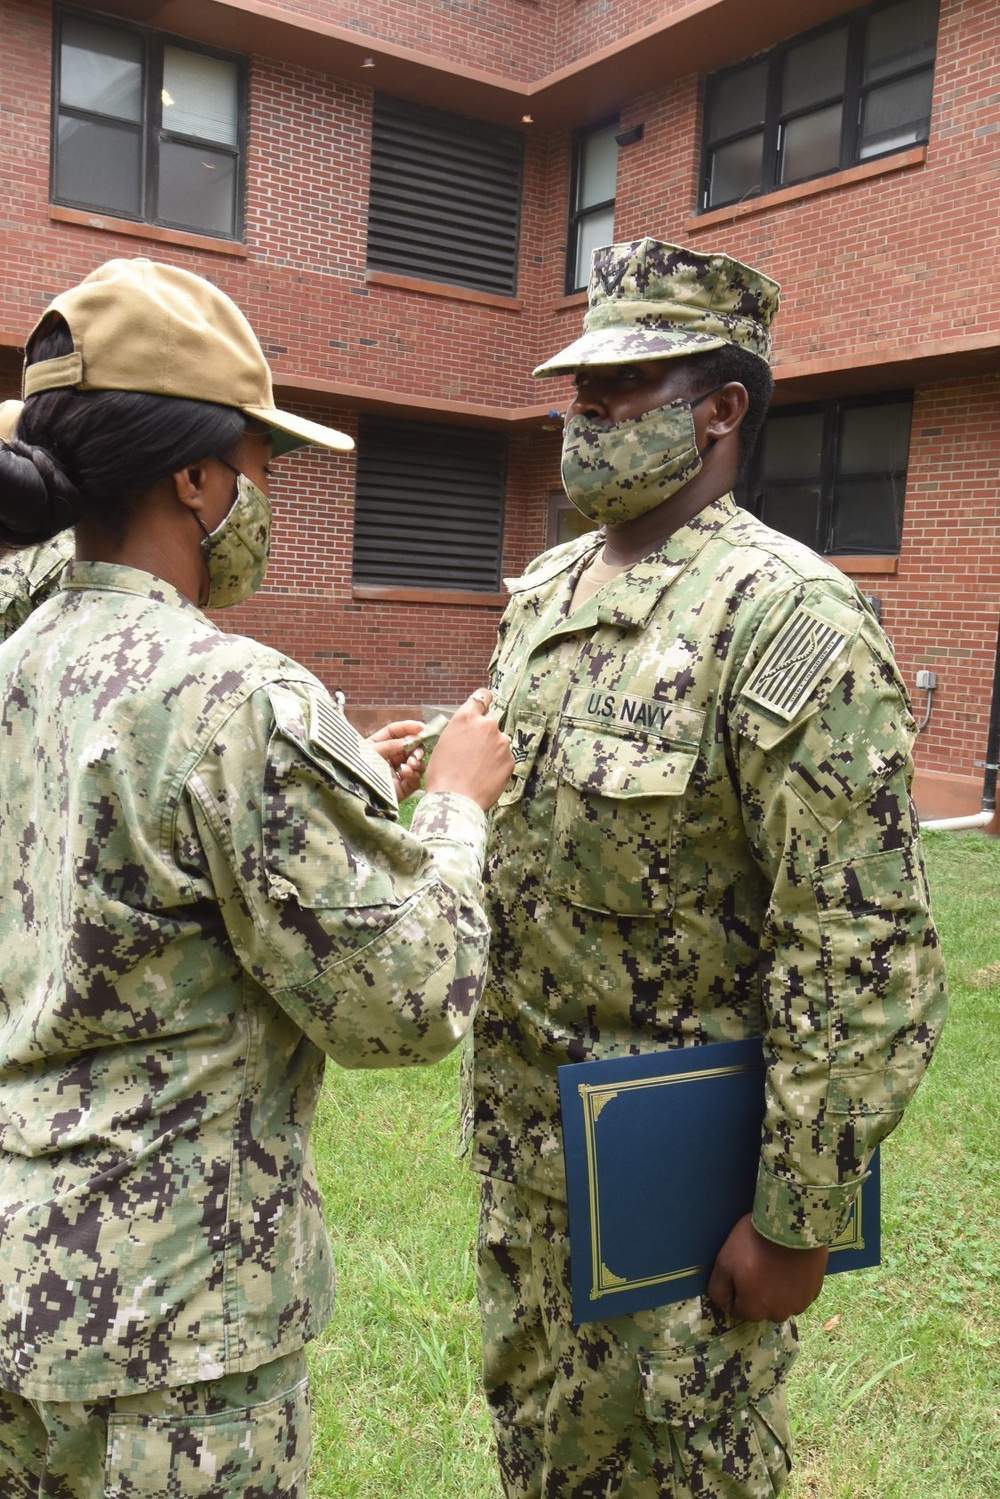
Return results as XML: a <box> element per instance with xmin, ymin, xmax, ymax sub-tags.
<box><xmin>741</xmin><ymin>606</ymin><xmax>850</xmax><ymax>721</ymax></box>
<box><xmin>309</xmin><ymin>694</ymin><xmax>396</xmax><ymax>807</ymax></box>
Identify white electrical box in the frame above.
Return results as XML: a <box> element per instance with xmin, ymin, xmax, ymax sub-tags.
<box><xmin>915</xmin><ymin>670</ymin><xmax>937</xmax><ymax>690</ymax></box>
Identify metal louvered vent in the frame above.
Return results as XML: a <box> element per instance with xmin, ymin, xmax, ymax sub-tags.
<box><xmin>367</xmin><ymin>95</ymin><xmax>523</xmax><ymax>295</ymax></box>
<box><xmin>353</xmin><ymin>416</ymin><xmax>507</xmax><ymax>590</ymax></box>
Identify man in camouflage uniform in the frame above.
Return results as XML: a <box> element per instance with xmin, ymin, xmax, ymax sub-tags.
<box><xmin>0</xmin><ymin>401</ymin><xmax>74</xmax><ymax>641</ymax></box>
<box><xmin>466</xmin><ymin>239</ymin><xmax>946</xmax><ymax>1497</ymax></box>
<box><xmin>0</xmin><ymin>260</ymin><xmax>511</xmax><ymax>1496</ymax></box>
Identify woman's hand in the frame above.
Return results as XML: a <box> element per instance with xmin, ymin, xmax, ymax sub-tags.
<box><xmin>423</xmin><ymin>690</ymin><xmax>513</xmax><ymax>810</ymax></box>
<box><xmin>368</xmin><ymin>719</ymin><xmax>426</xmax><ymax>801</ymax></box>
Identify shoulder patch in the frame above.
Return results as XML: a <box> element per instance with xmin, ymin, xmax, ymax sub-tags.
<box><xmin>308</xmin><ymin>693</ymin><xmax>397</xmax><ymax>810</ymax></box>
<box><xmin>741</xmin><ymin>605</ymin><xmax>850</xmax><ymax>722</ymax></box>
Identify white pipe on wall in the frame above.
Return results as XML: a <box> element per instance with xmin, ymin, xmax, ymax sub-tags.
<box><xmin>919</xmin><ymin>811</ymin><xmax>994</xmax><ymax>832</ymax></box>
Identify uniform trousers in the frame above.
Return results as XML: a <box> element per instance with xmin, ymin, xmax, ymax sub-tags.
<box><xmin>0</xmin><ymin>1349</ymin><xmax>309</xmax><ymax>1499</ymax></box>
<box><xmin>478</xmin><ymin>1175</ymin><xmax>797</xmax><ymax>1499</ymax></box>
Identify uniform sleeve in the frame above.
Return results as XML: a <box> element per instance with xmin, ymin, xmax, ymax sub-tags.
<box><xmin>0</xmin><ymin>533</ymin><xmax>74</xmax><ymax>642</ymax></box>
<box><xmin>185</xmin><ymin>680</ymin><xmax>491</xmax><ymax>1069</ymax></box>
<box><xmin>732</xmin><ymin>590</ymin><xmax>947</xmax><ymax>1248</ymax></box>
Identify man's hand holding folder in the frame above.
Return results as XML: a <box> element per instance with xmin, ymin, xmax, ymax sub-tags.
<box><xmin>558</xmin><ymin>1037</ymin><xmax>879</xmax><ymax>1323</ymax></box>
<box><xmin>707</xmin><ymin>1213</ymin><xmax>830</xmax><ymax>1322</ymax></box>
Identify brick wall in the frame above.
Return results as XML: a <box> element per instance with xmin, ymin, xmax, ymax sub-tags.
<box><xmin>880</xmin><ymin>377</ymin><xmax>1000</xmax><ymax>782</ymax></box>
<box><xmin>1</xmin><ymin>0</ymin><xmax>997</xmax><ymax>801</ymax></box>
<box><xmin>221</xmin><ymin>413</ymin><xmax>540</xmax><ymax>710</ymax></box>
<box><xmin>235</xmin><ymin>0</ymin><xmax>552</xmax><ymax>80</ymax></box>
<box><xmin>530</xmin><ymin>0</ymin><xmax>1000</xmax><ymax>367</ymax></box>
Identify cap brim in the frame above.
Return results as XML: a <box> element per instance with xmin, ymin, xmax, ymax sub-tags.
<box><xmin>533</xmin><ymin>328</ymin><xmax>728</xmax><ymax>377</ymax></box>
<box><xmin>245</xmin><ymin>405</ymin><xmax>354</xmax><ymax>456</ymax></box>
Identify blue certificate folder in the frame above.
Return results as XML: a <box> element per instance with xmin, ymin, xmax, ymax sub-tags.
<box><xmin>558</xmin><ymin>1037</ymin><xmax>880</xmax><ymax>1323</ymax></box>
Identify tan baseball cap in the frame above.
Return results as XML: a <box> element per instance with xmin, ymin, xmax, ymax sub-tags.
<box><xmin>534</xmin><ymin>238</ymin><xmax>779</xmax><ymax>376</ymax></box>
<box><xmin>0</xmin><ymin>399</ymin><xmax>22</xmax><ymax>440</ymax></box>
<box><xmin>21</xmin><ymin>258</ymin><xmax>353</xmax><ymax>457</ymax></box>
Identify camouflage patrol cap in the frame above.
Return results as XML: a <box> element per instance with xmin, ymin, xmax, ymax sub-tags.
<box><xmin>21</xmin><ymin>259</ymin><xmax>353</xmax><ymax>457</ymax></box>
<box><xmin>534</xmin><ymin>238</ymin><xmax>779</xmax><ymax>376</ymax></box>
<box><xmin>0</xmin><ymin>399</ymin><xmax>22</xmax><ymax>439</ymax></box>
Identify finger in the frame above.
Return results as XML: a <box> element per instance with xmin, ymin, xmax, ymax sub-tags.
<box><xmin>384</xmin><ymin>742</ymin><xmax>425</xmax><ymax>768</ymax></box>
<box><xmin>707</xmin><ymin>1264</ymin><xmax>735</xmax><ymax>1318</ymax></box>
<box><xmin>369</xmin><ymin>719</ymin><xmax>425</xmax><ymax>745</ymax></box>
<box><xmin>469</xmin><ymin>688</ymin><xmax>492</xmax><ymax>712</ymax></box>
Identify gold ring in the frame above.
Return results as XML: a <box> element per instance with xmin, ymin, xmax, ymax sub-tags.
<box><xmin>471</xmin><ymin>690</ymin><xmax>490</xmax><ymax>708</ymax></box>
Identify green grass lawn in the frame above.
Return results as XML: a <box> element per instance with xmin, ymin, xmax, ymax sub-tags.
<box><xmin>306</xmin><ymin>832</ymin><xmax>1000</xmax><ymax>1497</ymax></box>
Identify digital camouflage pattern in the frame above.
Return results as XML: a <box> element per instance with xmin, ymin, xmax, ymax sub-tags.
<box><xmin>470</xmin><ymin>491</ymin><xmax>945</xmax><ymax>1230</ymax></box>
<box><xmin>0</xmin><ymin>1348</ymin><xmax>309</xmax><ymax>1498</ymax></box>
<box><xmin>0</xmin><ymin>530</ymin><xmax>74</xmax><ymax>641</ymax></box>
<box><xmin>479</xmin><ymin>1178</ymin><xmax>796</xmax><ymax>1499</ymax></box>
<box><xmin>533</xmin><ymin>240</ymin><xmax>780</xmax><ymax>376</ymax></box>
<box><xmin>560</xmin><ymin>402</ymin><xmax>704</xmax><ymax>526</ymax></box>
<box><xmin>468</xmin><ymin>492</ymin><xmax>946</xmax><ymax>1494</ymax></box>
<box><xmin>0</xmin><ymin>560</ymin><xmax>490</xmax><ymax>1401</ymax></box>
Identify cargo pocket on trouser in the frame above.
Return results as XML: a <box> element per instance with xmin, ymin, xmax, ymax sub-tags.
<box><xmin>104</xmin><ymin>1368</ymin><xmax>311</xmax><ymax>1499</ymax></box>
<box><xmin>637</xmin><ymin>1319</ymin><xmax>796</xmax><ymax>1499</ymax></box>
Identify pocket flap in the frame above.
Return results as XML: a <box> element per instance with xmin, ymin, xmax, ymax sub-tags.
<box><xmin>638</xmin><ymin>1320</ymin><xmax>796</xmax><ymax>1426</ymax></box>
<box><xmin>557</xmin><ymin>727</ymin><xmax>699</xmax><ymax>799</ymax></box>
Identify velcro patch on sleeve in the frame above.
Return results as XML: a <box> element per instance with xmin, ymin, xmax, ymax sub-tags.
<box><xmin>309</xmin><ymin>693</ymin><xmax>397</xmax><ymax>809</ymax></box>
<box><xmin>741</xmin><ymin>605</ymin><xmax>850</xmax><ymax>722</ymax></box>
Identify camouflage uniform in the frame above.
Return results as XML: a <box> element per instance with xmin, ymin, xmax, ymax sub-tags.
<box><xmin>0</xmin><ymin>561</ymin><xmax>490</xmax><ymax>1490</ymax></box>
<box><xmin>0</xmin><ymin>1349</ymin><xmax>310</xmax><ymax>1498</ymax></box>
<box><xmin>0</xmin><ymin>531</ymin><xmax>74</xmax><ymax>642</ymax></box>
<box><xmin>467</xmin><ymin>495</ymin><xmax>946</xmax><ymax>1497</ymax></box>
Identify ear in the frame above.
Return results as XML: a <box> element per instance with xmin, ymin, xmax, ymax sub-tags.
<box><xmin>171</xmin><ymin>463</ymin><xmax>210</xmax><ymax>514</ymax></box>
<box><xmin>703</xmin><ymin>382</ymin><xmax>749</xmax><ymax>442</ymax></box>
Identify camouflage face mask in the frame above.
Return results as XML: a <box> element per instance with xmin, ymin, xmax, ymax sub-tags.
<box><xmin>196</xmin><ymin>466</ymin><xmax>272</xmax><ymax>608</ymax></box>
<box><xmin>561</xmin><ymin>391</ymin><xmax>719</xmax><ymax>526</ymax></box>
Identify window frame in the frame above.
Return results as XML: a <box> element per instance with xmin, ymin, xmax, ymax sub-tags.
<box><xmin>700</xmin><ymin>0</ymin><xmax>937</xmax><ymax>212</ymax></box>
<box><xmin>738</xmin><ymin>390</ymin><xmax>914</xmax><ymax>558</ymax></box>
<box><xmin>51</xmin><ymin>4</ymin><xmax>247</xmax><ymax>241</ymax></box>
<box><xmin>546</xmin><ymin>488</ymin><xmax>598</xmax><ymax>549</ymax></box>
<box><xmin>565</xmin><ymin>117</ymin><xmax>620</xmax><ymax>295</ymax></box>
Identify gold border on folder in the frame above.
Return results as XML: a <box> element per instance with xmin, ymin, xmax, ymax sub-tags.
<box><xmin>579</xmin><ymin>1062</ymin><xmax>754</xmax><ymax>1300</ymax></box>
<box><xmin>579</xmin><ymin>1060</ymin><xmax>867</xmax><ymax>1301</ymax></box>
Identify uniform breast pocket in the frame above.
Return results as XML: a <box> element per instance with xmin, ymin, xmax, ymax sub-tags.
<box><xmin>547</xmin><ymin>728</ymin><xmax>699</xmax><ymax>916</ymax></box>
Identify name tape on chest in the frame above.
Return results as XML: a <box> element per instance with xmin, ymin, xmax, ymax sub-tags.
<box><xmin>741</xmin><ymin>606</ymin><xmax>850</xmax><ymax>722</ymax></box>
<box><xmin>308</xmin><ymin>694</ymin><xmax>396</xmax><ymax>807</ymax></box>
<box><xmin>569</xmin><ymin>687</ymin><xmax>700</xmax><ymax>742</ymax></box>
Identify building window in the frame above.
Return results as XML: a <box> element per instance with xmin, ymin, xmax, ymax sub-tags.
<box><xmin>741</xmin><ymin>394</ymin><xmax>913</xmax><ymax>555</ymax></box>
<box><xmin>353</xmin><ymin>417</ymin><xmax>507</xmax><ymax>591</ymax></box>
<box><xmin>53</xmin><ymin>7</ymin><xmax>245</xmax><ymax>238</ymax></box>
<box><xmin>367</xmin><ymin>96</ymin><xmax>523</xmax><ymax>296</ymax></box>
<box><xmin>546</xmin><ymin>490</ymin><xmax>598</xmax><ymax>549</ymax></box>
<box><xmin>566</xmin><ymin>120</ymin><xmax>619</xmax><ymax>293</ymax></box>
<box><xmin>701</xmin><ymin>0</ymin><xmax>938</xmax><ymax>210</ymax></box>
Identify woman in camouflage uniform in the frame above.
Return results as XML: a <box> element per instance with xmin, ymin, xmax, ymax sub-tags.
<box><xmin>0</xmin><ymin>258</ymin><xmax>511</xmax><ymax>1498</ymax></box>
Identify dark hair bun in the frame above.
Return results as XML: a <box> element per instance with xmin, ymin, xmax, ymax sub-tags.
<box><xmin>0</xmin><ymin>437</ymin><xmax>80</xmax><ymax>544</ymax></box>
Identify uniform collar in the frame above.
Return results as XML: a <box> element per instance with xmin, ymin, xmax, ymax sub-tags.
<box><xmin>503</xmin><ymin>530</ymin><xmax>603</xmax><ymax>597</ymax></box>
<box><xmin>60</xmin><ymin>559</ymin><xmax>203</xmax><ymax>616</ymax></box>
<box><xmin>505</xmin><ymin>493</ymin><xmax>740</xmax><ymax>631</ymax></box>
